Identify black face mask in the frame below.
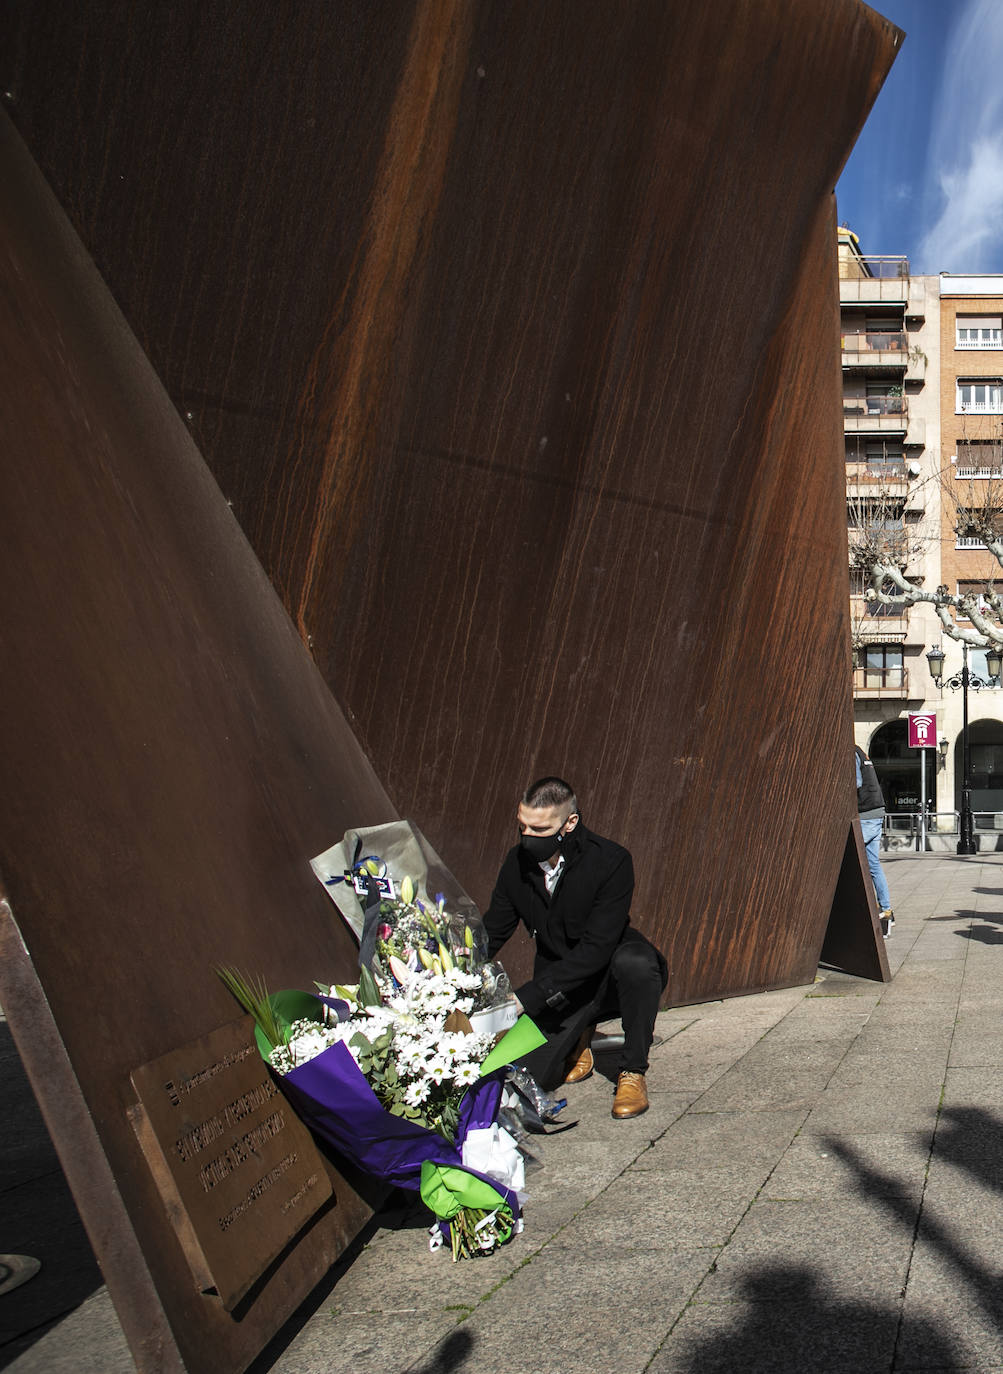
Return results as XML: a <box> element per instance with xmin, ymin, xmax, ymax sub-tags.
<box><xmin>520</xmin><ymin>828</ymin><xmax>565</xmax><ymax>861</ymax></box>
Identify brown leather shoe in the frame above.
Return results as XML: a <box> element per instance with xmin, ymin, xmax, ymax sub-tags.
<box><xmin>563</xmin><ymin>1040</ymin><xmax>594</xmax><ymax>1084</ymax></box>
<box><xmin>612</xmin><ymin>1071</ymin><xmax>649</xmax><ymax>1118</ymax></box>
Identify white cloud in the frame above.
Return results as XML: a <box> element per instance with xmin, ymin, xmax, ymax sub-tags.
<box><xmin>921</xmin><ymin>135</ymin><xmax>1003</xmax><ymax>269</ymax></box>
<box><xmin>918</xmin><ymin>0</ymin><xmax>1003</xmax><ymax>271</ymax></box>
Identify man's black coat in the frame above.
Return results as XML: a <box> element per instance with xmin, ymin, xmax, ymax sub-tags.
<box><xmin>482</xmin><ymin>821</ymin><xmax>643</xmax><ymax>1022</ymax></box>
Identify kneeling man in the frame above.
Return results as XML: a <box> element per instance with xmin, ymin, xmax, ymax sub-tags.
<box><xmin>483</xmin><ymin>777</ymin><xmax>667</xmax><ymax>1119</ymax></box>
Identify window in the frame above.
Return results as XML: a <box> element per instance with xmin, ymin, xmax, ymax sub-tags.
<box><xmin>851</xmin><ymin>567</ymin><xmax>916</xmax><ymax>615</ymax></box>
<box><xmin>957</xmin><ymin>379</ymin><xmax>1003</xmax><ymax>413</ymax></box>
<box><xmin>860</xmin><ymin>645</ymin><xmax>903</xmax><ymax>689</ymax></box>
<box><xmin>956</xmin><ymin>315</ymin><xmax>1003</xmax><ymax>349</ymax></box>
<box><xmin>957</xmin><ymin>580</ymin><xmax>994</xmax><ymax>620</ymax></box>
<box><xmin>971</xmin><ymin>741</ymin><xmax>1003</xmax><ymax>777</ymax></box>
<box><xmin>848</xmin><ymin>498</ymin><xmax>904</xmax><ymax>531</ymax></box>
<box><xmin>863</xmin><ymin>381</ymin><xmax>905</xmax><ymax>416</ymax></box>
<box><xmin>863</xmin><ymin>441</ymin><xmax>904</xmax><ymax>478</ymax></box>
<box><xmin>956</xmin><ymin>440</ymin><xmax>1003</xmax><ymax>477</ymax></box>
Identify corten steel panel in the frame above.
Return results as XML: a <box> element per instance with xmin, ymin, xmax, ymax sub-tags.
<box><xmin>821</xmin><ymin>820</ymin><xmax>891</xmax><ymax>983</ymax></box>
<box><xmin>0</xmin><ymin>2</ymin><xmax>900</xmax><ymax>995</ymax></box>
<box><xmin>0</xmin><ymin>114</ymin><xmax>399</xmax><ymax>1373</ymax></box>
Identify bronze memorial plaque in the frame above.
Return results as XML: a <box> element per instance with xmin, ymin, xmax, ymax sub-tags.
<box><xmin>129</xmin><ymin>1017</ymin><xmax>332</xmax><ymax>1311</ymax></box>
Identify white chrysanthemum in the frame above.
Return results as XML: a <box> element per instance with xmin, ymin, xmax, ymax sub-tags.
<box><xmin>404</xmin><ymin>1079</ymin><xmax>431</xmax><ymax>1107</ymax></box>
<box><xmin>453</xmin><ymin>1061</ymin><xmax>480</xmax><ymax>1086</ymax></box>
<box><xmin>269</xmin><ymin>1016</ymin><xmax>362</xmax><ymax>1075</ymax></box>
<box><xmin>447</xmin><ymin>969</ymin><xmax>482</xmax><ymax>992</ymax></box>
<box><xmin>425</xmin><ymin>1056</ymin><xmax>450</xmax><ymax>1085</ymax></box>
<box><xmin>399</xmin><ymin>1042</ymin><xmax>433</xmax><ymax>1075</ymax></box>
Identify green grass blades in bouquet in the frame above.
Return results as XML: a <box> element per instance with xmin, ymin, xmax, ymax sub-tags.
<box><xmin>420</xmin><ymin>1161</ymin><xmax>518</xmax><ymax>1261</ymax></box>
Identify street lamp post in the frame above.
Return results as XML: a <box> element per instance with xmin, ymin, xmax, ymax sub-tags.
<box><xmin>927</xmin><ymin>642</ymin><xmax>1003</xmax><ymax>855</ymax></box>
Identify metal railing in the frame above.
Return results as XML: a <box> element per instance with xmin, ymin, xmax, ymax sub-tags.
<box><xmin>882</xmin><ymin>813</ymin><xmax>954</xmax><ymax>850</ymax></box>
<box><xmin>845</xmin><ymin>461</ymin><xmax>907</xmax><ymax>481</ymax></box>
<box><xmin>852</xmin><ymin>667</ymin><xmax>907</xmax><ymax>694</ymax></box>
<box><xmin>957</xmin><ymin>331</ymin><xmax>1003</xmax><ymax>349</ymax></box>
<box><xmin>838</xmin><ymin>255</ymin><xmax>909</xmax><ymax>280</ymax></box>
<box><xmin>882</xmin><ymin>812</ymin><xmax>1003</xmax><ymax>849</ymax></box>
<box><xmin>841</xmin><ymin>332</ymin><xmax>908</xmax><ymax>354</ymax></box>
<box><xmin>843</xmin><ymin>396</ymin><xmax>907</xmax><ymax>417</ymax></box>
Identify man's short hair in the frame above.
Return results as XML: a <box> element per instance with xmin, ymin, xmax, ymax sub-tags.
<box><xmin>522</xmin><ymin>776</ymin><xmax>578</xmax><ymax>814</ymax></box>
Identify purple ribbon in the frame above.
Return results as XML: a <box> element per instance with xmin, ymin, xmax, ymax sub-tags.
<box><xmin>276</xmin><ymin>1042</ymin><xmax>518</xmax><ymax>1217</ymax></box>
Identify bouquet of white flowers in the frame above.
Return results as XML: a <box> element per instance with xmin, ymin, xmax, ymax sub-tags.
<box><xmin>217</xmin><ymin>961</ymin><xmax>546</xmax><ymax>1261</ymax></box>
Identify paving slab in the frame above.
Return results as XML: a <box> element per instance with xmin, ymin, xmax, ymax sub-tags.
<box><xmin>762</xmin><ymin>1132</ymin><xmax>929</xmax><ymax>1202</ymax></box>
<box><xmin>695</xmin><ymin>1197</ymin><xmax>918</xmax><ymax>1302</ymax></box>
<box><xmin>652</xmin><ymin>1292</ymin><xmax>906</xmax><ymax>1374</ymax></box>
<box><xmin>896</xmin><ymin>1295</ymin><xmax>1003</xmax><ymax>1371</ymax></box>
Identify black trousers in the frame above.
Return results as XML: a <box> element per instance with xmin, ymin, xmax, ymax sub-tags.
<box><xmin>519</xmin><ymin>932</ymin><xmax>668</xmax><ymax>1091</ymax></box>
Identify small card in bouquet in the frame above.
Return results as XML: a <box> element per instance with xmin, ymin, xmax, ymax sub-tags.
<box><xmin>310</xmin><ymin>819</ymin><xmax>480</xmax><ymax>941</ymax></box>
<box><xmin>351</xmin><ymin>871</ymin><xmax>396</xmax><ymax>899</ymax></box>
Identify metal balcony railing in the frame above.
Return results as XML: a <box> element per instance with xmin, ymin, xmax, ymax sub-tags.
<box><xmin>957</xmin><ymin>330</ymin><xmax>1003</xmax><ymax>349</ymax></box>
<box><xmin>843</xmin><ymin>396</ymin><xmax>907</xmax><ymax>417</ymax></box>
<box><xmin>841</xmin><ymin>332</ymin><xmax>908</xmax><ymax>354</ymax></box>
<box><xmin>845</xmin><ymin>461</ymin><xmax>907</xmax><ymax>481</ymax></box>
<box><xmin>852</xmin><ymin>667</ymin><xmax>907</xmax><ymax>693</ymax></box>
<box><xmin>838</xmin><ymin>255</ymin><xmax>909</xmax><ymax>280</ymax></box>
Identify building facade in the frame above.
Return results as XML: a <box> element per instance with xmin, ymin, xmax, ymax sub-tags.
<box><xmin>839</xmin><ymin>228</ymin><xmax>941</xmax><ymax>821</ymax></box>
<box><xmin>937</xmin><ymin>277</ymin><xmax>1003</xmax><ymax>820</ymax></box>
<box><xmin>840</xmin><ymin>232</ymin><xmax>1003</xmax><ymax>832</ymax></box>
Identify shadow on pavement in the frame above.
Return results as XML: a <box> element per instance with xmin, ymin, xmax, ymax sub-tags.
<box><xmin>672</xmin><ymin>1261</ymin><xmax>963</xmax><ymax>1373</ymax></box>
<box><xmin>932</xmin><ymin>1107</ymin><xmax>1003</xmax><ymax>1201</ymax></box>
<box><xmin>928</xmin><ymin>909</ymin><xmax>1003</xmax><ymax>943</ymax></box>
<box><xmin>408</xmin><ymin>1329</ymin><xmax>476</xmax><ymax>1374</ymax></box>
<box><xmin>816</xmin><ymin>1132</ymin><xmax>1003</xmax><ymax>1362</ymax></box>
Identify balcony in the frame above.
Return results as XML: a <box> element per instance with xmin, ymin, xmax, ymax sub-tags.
<box><xmin>841</xmin><ymin>331</ymin><xmax>908</xmax><ymax>369</ymax></box>
<box><xmin>843</xmin><ymin>395</ymin><xmax>908</xmax><ymax>434</ymax></box>
<box><xmin>852</xmin><ymin>666</ymin><xmax>910</xmax><ymax>698</ymax></box>
<box><xmin>956</xmin><ymin>327</ymin><xmax>1002</xmax><ymax>350</ymax></box>
<box><xmin>839</xmin><ymin>257</ymin><xmax>911</xmax><ymax>308</ymax></box>
<box><xmin>851</xmin><ymin>597</ymin><xmax>909</xmax><ymax>641</ymax></box>
<box><xmin>956</xmin><ymin>465</ymin><xmax>1003</xmax><ymax>479</ymax></box>
<box><xmin>845</xmin><ymin>460</ymin><xmax>907</xmax><ymax>490</ymax></box>
<box><xmin>838</xmin><ymin>255</ymin><xmax>909</xmax><ymax>281</ymax></box>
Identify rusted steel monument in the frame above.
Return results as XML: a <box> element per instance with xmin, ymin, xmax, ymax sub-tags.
<box><xmin>0</xmin><ymin>2</ymin><xmax>900</xmax><ymax>1369</ymax></box>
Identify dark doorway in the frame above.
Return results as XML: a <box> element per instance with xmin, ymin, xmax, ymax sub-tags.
<box><xmin>868</xmin><ymin>719</ymin><xmax>935</xmax><ymax>814</ymax></box>
<box><xmin>957</xmin><ymin>719</ymin><xmax>1003</xmax><ymax>818</ymax></box>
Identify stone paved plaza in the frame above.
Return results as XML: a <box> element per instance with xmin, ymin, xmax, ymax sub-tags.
<box><xmin>6</xmin><ymin>851</ymin><xmax>1003</xmax><ymax>1372</ymax></box>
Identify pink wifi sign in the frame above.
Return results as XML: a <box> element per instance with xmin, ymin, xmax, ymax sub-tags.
<box><xmin>908</xmin><ymin>712</ymin><xmax>936</xmax><ymax>749</ymax></box>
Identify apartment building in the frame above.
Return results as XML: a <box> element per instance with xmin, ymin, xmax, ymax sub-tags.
<box><xmin>839</xmin><ymin>227</ymin><xmax>942</xmax><ymax>815</ymax></box>
<box><xmin>936</xmin><ymin>276</ymin><xmax>1003</xmax><ymax>818</ymax></box>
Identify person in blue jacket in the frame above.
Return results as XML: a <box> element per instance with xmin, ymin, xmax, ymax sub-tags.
<box><xmin>856</xmin><ymin>744</ymin><xmax>894</xmax><ymax>938</ymax></box>
<box><xmin>482</xmin><ymin>776</ymin><xmax>667</xmax><ymax>1119</ymax></box>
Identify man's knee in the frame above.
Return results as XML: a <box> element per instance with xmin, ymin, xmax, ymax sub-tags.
<box><xmin>610</xmin><ymin>939</ymin><xmax>665</xmax><ymax>992</ymax></box>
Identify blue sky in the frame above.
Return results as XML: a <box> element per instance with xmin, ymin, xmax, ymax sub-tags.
<box><xmin>836</xmin><ymin>0</ymin><xmax>1003</xmax><ymax>273</ymax></box>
